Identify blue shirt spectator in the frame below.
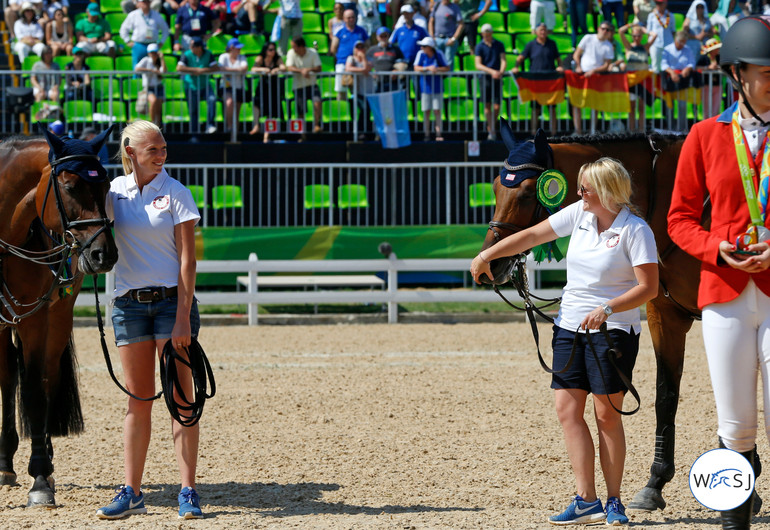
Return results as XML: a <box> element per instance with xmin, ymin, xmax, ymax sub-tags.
<box><xmin>661</xmin><ymin>37</ymin><xmax>695</xmax><ymax>71</ymax></box>
<box><xmin>414</xmin><ymin>45</ymin><xmax>448</xmax><ymax>93</ymax></box>
<box><xmin>520</xmin><ymin>34</ymin><xmax>560</xmax><ymax>71</ymax></box>
<box><xmin>174</xmin><ymin>0</ymin><xmax>218</xmax><ymax>51</ymax></box>
<box><xmin>474</xmin><ymin>35</ymin><xmax>505</xmax><ymax>70</ymax></box>
<box><xmin>390</xmin><ymin>20</ymin><xmax>429</xmax><ymax>65</ymax></box>
<box><xmin>334</xmin><ymin>21</ymin><xmax>368</xmax><ymax>64</ymax></box>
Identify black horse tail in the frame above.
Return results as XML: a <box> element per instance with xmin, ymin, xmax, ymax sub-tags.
<box><xmin>17</xmin><ymin>334</ymin><xmax>84</xmax><ymax>438</ymax></box>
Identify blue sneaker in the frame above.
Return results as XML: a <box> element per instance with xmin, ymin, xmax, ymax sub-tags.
<box><xmin>605</xmin><ymin>496</ymin><xmax>629</xmax><ymax>526</ymax></box>
<box><xmin>178</xmin><ymin>486</ymin><xmax>203</xmax><ymax>519</ymax></box>
<box><xmin>96</xmin><ymin>485</ymin><xmax>147</xmax><ymax>519</ymax></box>
<box><xmin>549</xmin><ymin>495</ymin><xmax>605</xmax><ymax>525</ymax></box>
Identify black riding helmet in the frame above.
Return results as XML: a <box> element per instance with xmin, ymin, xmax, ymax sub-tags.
<box><xmin>720</xmin><ymin>16</ymin><xmax>770</xmax><ymax>125</ymax></box>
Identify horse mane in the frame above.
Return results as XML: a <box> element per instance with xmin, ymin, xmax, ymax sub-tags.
<box><xmin>548</xmin><ymin>131</ymin><xmax>686</xmax><ymax>144</ymax></box>
<box><xmin>0</xmin><ymin>135</ymin><xmax>45</xmax><ymax>153</ymax></box>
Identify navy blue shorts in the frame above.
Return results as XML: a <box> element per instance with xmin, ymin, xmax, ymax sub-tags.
<box><xmin>550</xmin><ymin>325</ymin><xmax>639</xmax><ymax>395</ymax></box>
<box><xmin>112</xmin><ymin>295</ymin><xmax>200</xmax><ymax>346</ymax></box>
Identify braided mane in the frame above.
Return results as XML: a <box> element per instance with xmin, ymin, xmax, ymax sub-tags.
<box><xmin>548</xmin><ymin>131</ymin><xmax>686</xmax><ymax>144</ymax></box>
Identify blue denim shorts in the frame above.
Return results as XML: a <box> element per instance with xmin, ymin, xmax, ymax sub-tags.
<box><xmin>550</xmin><ymin>325</ymin><xmax>639</xmax><ymax>395</ymax></box>
<box><xmin>112</xmin><ymin>295</ymin><xmax>200</xmax><ymax>346</ymax></box>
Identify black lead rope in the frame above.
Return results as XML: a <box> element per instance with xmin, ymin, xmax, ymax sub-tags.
<box><xmin>93</xmin><ymin>275</ymin><xmax>216</xmax><ymax>425</ymax></box>
<box><xmin>584</xmin><ymin>323</ymin><xmax>641</xmax><ymax>416</ymax></box>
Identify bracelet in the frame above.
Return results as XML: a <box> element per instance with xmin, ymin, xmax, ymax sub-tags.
<box><xmin>479</xmin><ymin>252</ymin><xmax>490</xmax><ymax>264</ymax></box>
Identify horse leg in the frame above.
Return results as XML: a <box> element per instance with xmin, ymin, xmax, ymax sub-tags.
<box><xmin>0</xmin><ymin>328</ymin><xmax>19</xmax><ymax>486</ymax></box>
<box><xmin>629</xmin><ymin>300</ymin><xmax>693</xmax><ymax>512</ymax></box>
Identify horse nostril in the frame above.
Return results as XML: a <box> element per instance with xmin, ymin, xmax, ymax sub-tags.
<box><xmin>90</xmin><ymin>248</ymin><xmax>104</xmax><ymax>266</ymax></box>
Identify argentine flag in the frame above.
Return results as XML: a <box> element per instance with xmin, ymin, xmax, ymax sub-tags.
<box><xmin>366</xmin><ymin>90</ymin><xmax>411</xmax><ymax>149</ymax></box>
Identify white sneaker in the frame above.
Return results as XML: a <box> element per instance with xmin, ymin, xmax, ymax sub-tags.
<box><xmin>205</xmin><ymin>125</ymin><xmax>217</xmax><ymax>134</ymax></box>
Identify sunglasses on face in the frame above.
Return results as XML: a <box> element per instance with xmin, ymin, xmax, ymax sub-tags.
<box><xmin>579</xmin><ymin>185</ymin><xmax>592</xmax><ymax>195</ymax></box>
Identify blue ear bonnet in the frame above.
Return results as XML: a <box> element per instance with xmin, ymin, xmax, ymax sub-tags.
<box><xmin>499</xmin><ymin>129</ymin><xmax>552</xmax><ymax>188</ymax></box>
<box><xmin>48</xmin><ymin>137</ymin><xmax>108</xmax><ymax>182</ymax></box>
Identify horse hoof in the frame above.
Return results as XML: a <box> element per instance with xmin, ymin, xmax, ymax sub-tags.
<box><xmin>26</xmin><ymin>476</ymin><xmax>56</xmax><ymax>508</ymax></box>
<box><xmin>0</xmin><ymin>471</ymin><xmax>18</xmax><ymax>486</ymax></box>
<box><xmin>754</xmin><ymin>490</ymin><xmax>762</xmax><ymax>514</ymax></box>
<box><xmin>627</xmin><ymin>487</ymin><xmax>667</xmax><ymax>511</ymax></box>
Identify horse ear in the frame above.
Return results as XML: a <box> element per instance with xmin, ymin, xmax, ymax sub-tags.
<box><xmin>500</xmin><ymin>118</ymin><xmax>516</xmax><ymax>152</ymax></box>
<box><xmin>42</xmin><ymin>125</ymin><xmax>65</xmax><ymax>154</ymax></box>
<box><xmin>534</xmin><ymin>128</ymin><xmax>548</xmax><ymax>153</ymax></box>
<box><xmin>89</xmin><ymin>124</ymin><xmax>114</xmax><ymax>152</ymax></box>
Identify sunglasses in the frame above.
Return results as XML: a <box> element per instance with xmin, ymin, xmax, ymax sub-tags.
<box><xmin>579</xmin><ymin>185</ymin><xmax>592</xmax><ymax>195</ymax></box>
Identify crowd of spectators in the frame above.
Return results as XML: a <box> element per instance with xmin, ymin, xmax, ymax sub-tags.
<box><xmin>7</xmin><ymin>0</ymin><xmax>770</xmax><ymax>140</ymax></box>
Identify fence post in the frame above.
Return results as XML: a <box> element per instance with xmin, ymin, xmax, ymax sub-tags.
<box><xmin>387</xmin><ymin>252</ymin><xmax>398</xmax><ymax>323</ymax></box>
<box><xmin>105</xmin><ymin>271</ymin><xmax>115</xmax><ymax>326</ymax></box>
<box><xmin>248</xmin><ymin>252</ymin><xmax>258</xmax><ymax>325</ymax></box>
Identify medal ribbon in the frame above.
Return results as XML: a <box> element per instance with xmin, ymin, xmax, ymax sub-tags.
<box><xmin>732</xmin><ymin>106</ymin><xmax>770</xmax><ymax>227</ymax></box>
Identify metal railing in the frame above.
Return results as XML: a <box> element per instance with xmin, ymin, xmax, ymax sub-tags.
<box><xmin>1</xmin><ymin>68</ymin><xmax>731</xmax><ymax>140</ymax></box>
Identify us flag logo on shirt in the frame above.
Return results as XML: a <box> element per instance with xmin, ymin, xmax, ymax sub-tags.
<box><xmin>152</xmin><ymin>195</ymin><xmax>170</xmax><ymax>209</ymax></box>
<box><xmin>606</xmin><ymin>234</ymin><xmax>620</xmax><ymax>248</ymax></box>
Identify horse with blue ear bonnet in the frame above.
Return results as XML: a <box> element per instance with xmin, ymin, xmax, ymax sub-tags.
<box><xmin>0</xmin><ymin>125</ymin><xmax>118</xmax><ymax>508</ymax></box>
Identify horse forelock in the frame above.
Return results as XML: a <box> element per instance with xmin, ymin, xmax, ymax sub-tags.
<box><xmin>549</xmin><ymin>131</ymin><xmax>686</xmax><ymax>145</ymax></box>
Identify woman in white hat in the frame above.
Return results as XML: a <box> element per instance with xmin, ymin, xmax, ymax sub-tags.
<box><xmin>135</xmin><ymin>42</ymin><xmax>167</xmax><ymax>126</ymax></box>
<box><xmin>13</xmin><ymin>2</ymin><xmax>45</xmax><ymax>64</ymax></box>
<box><xmin>413</xmin><ymin>36</ymin><xmax>449</xmax><ymax>141</ymax></box>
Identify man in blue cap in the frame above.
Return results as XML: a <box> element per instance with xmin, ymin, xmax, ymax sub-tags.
<box><xmin>75</xmin><ymin>3</ymin><xmax>117</xmax><ymax>58</ymax></box>
<box><xmin>366</xmin><ymin>26</ymin><xmax>405</xmax><ymax>92</ymax></box>
<box><xmin>49</xmin><ymin>120</ymin><xmax>65</xmax><ymax>137</ymax></box>
<box><xmin>178</xmin><ymin>35</ymin><xmax>220</xmax><ymax>135</ymax></box>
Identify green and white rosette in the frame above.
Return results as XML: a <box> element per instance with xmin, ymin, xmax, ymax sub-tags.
<box><xmin>532</xmin><ymin>169</ymin><xmax>570</xmax><ymax>263</ymax></box>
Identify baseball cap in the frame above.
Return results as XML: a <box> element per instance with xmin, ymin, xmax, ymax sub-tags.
<box><xmin>49</xmin><ymin>120</ymin><xmax>65</xmax><ymax>136</ymax></box>
<box><xmin>191</xmin><ymin>36</ymin><xmax>204</xmax><ymax>47</ymax></box>
<box><xmin>147</xmin><ymin>42</ymin><xmax>159</xmax><ymax>53</ymax></box>
<box><xmin>481</xmin><ymin>23</ymin><xmax>493</xmax><ymax>33</ymax></box>
<box><xmin>73</xmin><ymin>45</ymin><xmax>85</xmax><ymax>54</ymax></box>
<box><xmin>353</xmin><ymin>39</ymin><xmax>366</xmax><ymax>47</ymax></box>
<box><xmin>227</xmin><ymin>37</ymin><xmax>244</xmax><ymax>50</ymax></box>
<box><xmin>400</xmin><ymin>4</ymin><xmax>414</xmax><ymax>13</ymax></box>
<box><xmin>87</xmin><ymin>3</ymin><xmax>100</xmax><ymax>15</ymax></box>
<box><xmin>376</xmin><ymin>26</ymin><xmax>390</xmax><ymax>37</ymax></box>
<box><xmin>417</xmin><ymin>36</ymin><xmax>436</xmax><ymax>48</ymax></box>
<box><xmin>20</xmin><ymin>1</ymin><xmax>34</xmax><ymax>11</ymax></box>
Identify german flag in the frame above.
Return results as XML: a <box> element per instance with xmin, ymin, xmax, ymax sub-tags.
<box><xmin>565</xmin><ymin>71</ymin><xmax>630</xmax><ymax>113</ymax></box>
<box><xmin>515</xmin><ymin>72</ymin><xmax>566</xmax><ymax>106</ymax></box>
<box><xmin>660</xmin><ymin>70</ymin><xmax>703</xmax><ymax>107</ymax></box>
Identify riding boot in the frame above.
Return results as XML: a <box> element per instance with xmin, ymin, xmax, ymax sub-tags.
<box><xmin>718</xmin><ymin>439</ymin><xmax>754</xmax><ymax>529</ymax></box>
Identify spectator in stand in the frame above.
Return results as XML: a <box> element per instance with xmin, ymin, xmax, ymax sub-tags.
<box><xmin>357</xmin><ymin>0</ymin><xmax>380</xmax><ymax>41</ymax></box>
<box><xmin>121</xmin><ymin>0</ymin><xmax>163</xmax><ymax>14</ymax></box>
<box><xmin>683</xmin><ymin>0</ymin><xmax>712</xmax><ymax>65</ymax></box>
<box><xmin>75</xmin><ymin>4</ymin><xmax>117</xmax><ymax>58</ymax></box>
<box><xmin>135</xmin><ymin>42</ymin><xmax>167</xmax><ymax>126</ymax></box>
<box><xmin>661</xmin><ymin>29</ymin><xmax>698</xmax><ymax>130</ymax></box>
<box><xmin>456</xmin><ymin>0</ymin><xmax>491</xmax><ymax>52</ymax></box>
<box><xmin>13</xmin><ymin>3</ymin><xmax>45</xmax><ymax>64</ymax></box>
<box><xmin>4</xmin><ymin>0</ymin><xmax>43</xmax><ymax>40</ymax></box>
<box><xmin>619</xmin><ymin>23</ymin><xmax>656</xmax><ymax>132</ymax></box>
<box><xmin>331</xmin><ymin>9</ymin><xmax>368</xmax><ymax>99</ymax></box>
<box><xmin>602</xmin><ymin>0</ymin><xmax>624</xmax><ymax>31</ymax></box>
<box><xmin>249</xmin><ymin>42</ymin><xmax>286</xmax><ymax>142</ymax></box>
<box><xmin>46</xmin><ymin>8</ymin><xmax>73</xmax><ymax>56</ymax></box>
<box><xmin>633</xmin><ymin>0</ymin><xmax>656</xmax><ymax>25</ymax></box>
<box><xmin>366</xmin><ymin>26</ymin><xmax>406</xmax><ymax>92</ymax></box>
<box><xmin>530</xmin><ymin>0</ymin><xmax>557</xmax><ymax>32</ymax></box>
<box><xmin>413</xmin><ymin>36</ymin><xmax>448</xmax><ymax>142</ymax></box>
<box><xmin>178</xmin><ymin>36</ymin><xmax>219</xmax><ymax>135</ymax></box>
<box><xmin>328</xmin><ymin>2</ymin><xmax>345</xmax><ymax>42</ymax></box>
<box><xmin>230</xmin><ymin>0</ymin><xmax>261</xmax><ymax>36</ymax></box>
<box><xmin>217</xmin><ymin>37</ymin><xmax>249</xmax><ymax>132</ymax></box>
<box><xmin>64</xmin><ymin>46</ymin><xmax>92</xmax><ymax>101</ymax></box>
<box><xmin>710</xmin><ymin>0</ymin><xmax>745</xmax><ymax>36</ymax></box>
<box><xmin>277</xmin><ymin>0</ymin><xmax>304</xmax><ymax>57</ymax></box>
<box><xmin>31</xmin><ymin>46</ymin><xmax>61</xmax><ymax>102</ymax></box>
<box><xmin>390</xmin><ymin>5</ymin><xmax>428</xmax><ymax>67</ymax></box>
<box><xmin>512</xmin><ymin>23</ymin><xmax>563</xmax><ymax>136</ymax></box>
<box><xmin>569</xmin><ymin>0</ymin><xmax>589</xmax><ymax>47</ymax></box>
<box><xmin>572</xmin><ymin>22</ymin><xmax>615</xmax><ymax>135</ymax></box>
<box><xmin>646</xmin><ymin>0</ymin><xmax>675</xmax><ymax>72</ymax></box>
<box><xmin>428</xmin><ymin>0</ymin><xmax>463</xmax><ymax>71</ymax></box>
<box><xmin>345</xmin><ymin>40</ymin><xmax>376</xmax><ymax>140</ymax></box>
<box><xmin>699</xmin><ymin>37</ymin><xmax>721</xmax><ymax>118</ymax></box>
<box><xmin>120</xmin><ymin>0</ymin><xmax>170</xmax><ymax>68</ymax></box>
<box><xmin>475</xmin><ymin>23</ymin><xmax>506</xmax><ymax>141</ymax></box>
<box><xmin>173</xmin><ymin>0</ymin><xmax>221</xmax><ymax>53</ymax></box>
<box><xmin>41</xmin><ymin>0</ymin><xmax>69</xmax><ymax>26</ymax></box>
<box><xmin>49</xmin><ymin>120</ymin><xmax>65</xmax><ymax>136</ymax></box>
<box><xmin>394</xmin><ymin>1</ymin><xmax>428</xmax><ymax>30</ymax></box>
<box><xmin>285</xmin><ymin>36</ymin><xmax>323</xmax><ymax>138</ymax></box>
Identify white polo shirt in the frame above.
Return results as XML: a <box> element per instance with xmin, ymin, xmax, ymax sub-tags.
<box><xmin>106</xmin><ymin>169</ymin><xmax>200</xmax><ymax>298</ymax></box>
<box><xmin>548</xmin><ymin>201</ymin><xmax>657</xmax><ymax>334</ymax></box>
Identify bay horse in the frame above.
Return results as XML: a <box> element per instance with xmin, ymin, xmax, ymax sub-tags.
<box><xmin>481</xmin><ymin>121</ymin><xmax>714</xmax><ymax>512</ymax></box>
<box><xmin>0</xmin><ymin>128</ymin><xmax>118</xmax><ymax>507</ymax></box>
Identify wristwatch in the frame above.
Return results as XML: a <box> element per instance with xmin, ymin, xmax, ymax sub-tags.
<box><xmin>601</xmin><ymin>303</ymin><xmax>613</xmax><ymax>316</ymax></box>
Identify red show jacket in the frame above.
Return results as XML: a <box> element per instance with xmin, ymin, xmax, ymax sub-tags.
<box><xmin>668</xmin><ymin>101</ymin><xmax>770</xmax><ymax>309</ymax></box>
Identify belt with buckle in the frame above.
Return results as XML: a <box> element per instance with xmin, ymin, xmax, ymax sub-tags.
<box><xmin>122</xmin><ymin>286</ymin><xmax>178</xmax><ymax>303</ymax></box>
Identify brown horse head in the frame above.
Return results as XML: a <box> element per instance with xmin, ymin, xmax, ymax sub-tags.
<box><xmin>479</xmin><ymin>121</ymin><xmax>556</xmax><ymax>285</ymax></box>
<box><xmin>38</xmin><ymin>126</ymin><xmax>118</xmax><ymax>275</ymax></box>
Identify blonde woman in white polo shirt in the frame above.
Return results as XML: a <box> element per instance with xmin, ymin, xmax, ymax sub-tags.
<box><xmin>470</xmin><ymin>158</ymin><xmax>658</xmax><ymax>526</ymax></box>
<box><xmin>98</xmin><ymin>120</ymin><xmax>204</xmax><ymax>521</ymax></box>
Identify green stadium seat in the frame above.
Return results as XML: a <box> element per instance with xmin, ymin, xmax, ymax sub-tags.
<box><xmin>553</xmin><ymin>13</ymin><xmax>568</xmax><ymax>33</ymax></box>
<box><xmin>318</xmin><ymin>77</ymin><xmax>337</xmax><ymax>98</ymax></box>
<box><xmin>212</xmin><ymin>185</ymin><xmax>244</xmax><ymax>209</ymax></box>
<box><xmin>444</xmin><ymin>76</ymin><xmax>470</xmax><ymax>98</ymax></box>
<box><xmin>302</xmin><ymin>12</ymin><xmax>324</xmax><ymax>33</ymax></box>
<box><xmin>22</xmin><ymin>55</ymin><xmax>41</xmax><ymax>70</ymax></box>
<box><xmin>122</xmin><ymin>77</ymin><xmax>143</xmax><ymax>99</ymax></box>
<box><xmin>200</xmin><ymin>99</ymin><xmax>225</xmax><ymax>123</ymax></box>
<box><xmin>478</xmin><ymin>12</ymin><xmax>506</xmax><ymax>33</ymax></box>
<box><xmin>239</xmin><ymin>102</ymin><xmax>253</xmax><ymax>124</ymax></box>
<box><xmin>337</xmin><ymin>184</ymin><xmax>368</xmax><ymax>208</ymax></box>
<box><xmin>31</xmin><ymin>100</ymin><xmax>60</xmax><ymax>122</ymax></box>
<box><xmin>163</xmin><ymin>77</ymin><xmax>185</xmax><ymax>99</ymax></box>
<box><xmin>100</xmin><ymin>0</ymin><xmax>123</xmax><ymax>12</ymax></box>
<box><xmin>468</xmin><ymin>182</ymin><xmax>495</xmax><ymax>207</ymax></box>
<box><xmin>507</xmin><ymin>12</ymin><xmax>530</xmax><ymax>33</ymax></box>
<box><xmin>448</xmin><ymin>99</ymin><xmax>475</xmax><ymax>122</ymax></box>
<box><xmin>207</xmin><ymin>33</ymin><xmax>233</xmax><ymax>55</ymax></box>
<box><xmin>115</xmin><ymin>54</ymin><xmax>133</xmax><ymax>72</ymax></box>
<box><xmin>320</xmin><ymin>54</ymin><xmax>335</xmax><ymax>72</ymax></box>
<box><xmin>104</xmin><ymin>12</ymin><xmax>127</xmax><ymax>34</ymax></box>
<box><xmin>160</xmin><ymin>38</ymin><xmax>173</xmax><ymax>54</ymax></box>
<box><xmin>163</xmin><ymin>100</ymin><xmax>190</xmax><ymax>122</ymax></box>
<box><xmin>186</xmin><ymin>184</ymin><xmax>206</xmax><ymax>209</ymax></box>
<box><xmin>238</xmin><ymin>33</ymin><xmax>265</xmax><ymax>53</ymax></box>
<box><xmin>317</xmin><ymin>0</ymin><xmax>335</xmax><ymax>11</ymax></box>
<box><xmin>63</xmin><ymin>100</ymin><xmax>93</xmax><ymax>123</ymax></box>
<box><xmin>92</xmin><ymin>77</ymin><xmax>121</xmax><ymax>99</ymax></box>
<box><xmin>163</xmin><ymin>55</ymin><xmax>179</xmax><ymax>72</ymax></box>
<box><xmin>299</xmin><ymin>0</ymin><xmax>316</xmax><ymax>11</ymax></box>
<box><xmin>95</xmin><ymin>100</ymin><xmax>127</xmax><ymax>122</ymax></box>
<box><xmin>304</xmin><ymin>184</ymin><xmax>331</xmax><ymax>209</ymax></box>
<box><xmin>86</xmin><ymin>56</ymin><xmax>114</xmax><ymax>72</ymax></box>
<box><xmin>673</xmin><ymin>12</ymin><xmax>685</xmax><ymax>30</ymax></box>
<box><xmin>321</xmin><ymin>99</ymin><xmax>352</xmax><ymax>122</ymax></box>
<box><xmin>502</xmin><ymin>75</ymin><xmax>518</xmax><ymax>98</ymax></box>
<box><xmin>304</xmin><ymin>32</ymin><xmax>329</xmax><ymax>54</ymax></box>
<box><xmin>550</xmin><ymin>33</ymin><xmax>574</xmax><ymax>54</ymax></box>
<box><xmin>496</xmin><ymin>33</ymin><xmax>514</xmax><ymax>53</ymax></box>
<box><xmin>53</xmin><ymin>55</ymin><xmax>73</xmax><ymax>69</ymax></box>
<box><xmin>515</xmin><ymin>31</ymin><xmax>536</xmax><ymax>53</ymax></box>
<box><xmin>462</xmin><ymin>53</ymin><xmax>476</xmax><ymax>71</ymax></box>
<box><xmin>263</xmin><ymin>13</ymin><xmax>278</xmax><ymax>36</ymax></box>
<box><xmin>127</xmin><ymin>99</ymin><xmax>151</xmax><ymax>121</ymax></box>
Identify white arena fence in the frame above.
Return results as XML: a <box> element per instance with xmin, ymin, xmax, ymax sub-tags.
<box><xmin>1</xmin><ymin>69</ymin><xmax>730</xmax><ymax>140</ymax></box>
<box><xmin>76</xmin><ymin>252</ymin><xmax>565</xmax><ymax>325</ymax></box>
